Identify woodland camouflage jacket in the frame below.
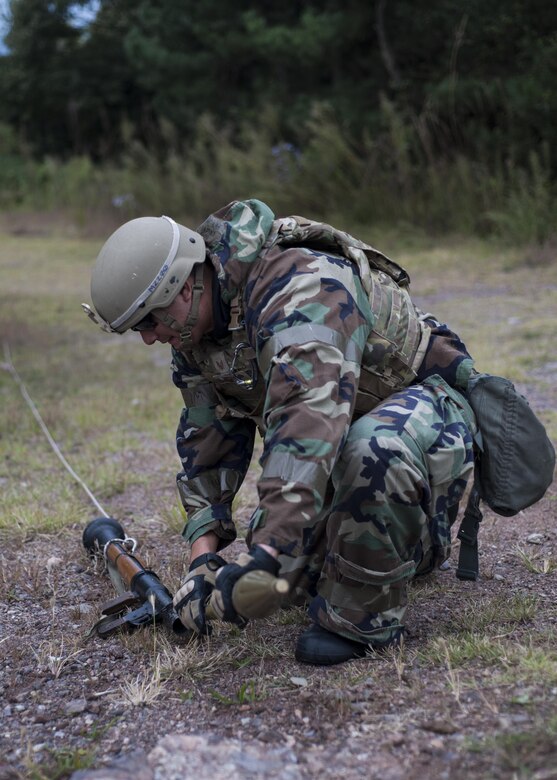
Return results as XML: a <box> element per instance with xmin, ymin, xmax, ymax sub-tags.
<box><xmin>171</xmin><ymin>200</ymin><xmax>475</xmax><ymax>555</ymax></box>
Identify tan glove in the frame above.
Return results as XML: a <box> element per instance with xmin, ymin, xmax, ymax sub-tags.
<box><xmin>208</xmin><ymin>546</ymin><xmax>281</xmax><ymax>627</ymax></box>
<box><xmin>173</xmin><ymin>552</ymin><xmax>226</xmax><ymax>635</ymax></box>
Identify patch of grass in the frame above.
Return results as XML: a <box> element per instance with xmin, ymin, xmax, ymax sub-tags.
<box><xmin>81</xmin><ymin>715</ymin><xmax>121</xmax><ymax>742</ymax></box>
<box><xmin>0</xmin><ymin>554</ymin><xmax>50</xmax><ymax>602</ymax></box>
<box><xmin>209</xmin><ymin>679</ymin><xmax>267</xmax><ymax>706</ymax></box>
<box><xmin>469</xmin><ymin>715</ymin><xmax>557</xmax><ymax>776</ymax></box>
<box><xmin>0</xmin><ymin>227</ymin><xmax>183</xmax><ymax>537</ymax></box>
<box><xmin>399</xmin><ymin>237</ymin><xmax>557</xmax><ymax>388</ymax></box>
<box><xmin>420</xmin><ymin>633</ymin><xmax>511</xmax><ymax>668</ymax></box>
<box><xmin>225</xmin><ymin>620</ymin><xmax>291</xmax><ymax>660</ymax></box>
<box><xmin>25</xmin><ymin>746</ymin><xmax>97</xmax><ymax>780</ymax></box>
<box><xmin>275</xmin><ymin>605</ymin><xmax>308</xmax><ymax>626</ymax></box>
<box><xmin>89</xmin><ymin>460</ymin><xmax>147</xmax><ymax>499</ymax></box>
<box><xmin>156</xmin><ymin>637</ymin><xmax>245</xmax><ymax>682</ymax></box>
<box><xmin>501</xmin><ymin>640</ymin><xmax>557</xmax><ymax>686</ymax></box>
<box><xmin>160</xmin><ymin>503</ymin><xmax>187</xmax><ymax>535</ymax></box>
<box><xmin>117</xmin><ymin>655</ymin><xmax>165</xmax><ymax>707</ymax></box>
<box><xmin>32</xmin><ymin>639</ymin><xmax>85</xmax><ymax>679</ymax></box>
<box><xmin>384</xmin><ymin>639</ymin><xmax>416</xmax><ymax>685</ymax></box>
<box><xmin>407</xmin><ymin>575</ymin><xmax>446</xmax><ymax>604</ymax></box>
<box><xmin>450</xmin><ymin>593</ymin><xmax>539</xmax><ymax>634</ymax></box>
<box><xmin>515</xmin><ymin>546</ymin><xmax>556</xmax><ymax>575</ymax></box>
<box><xmin>0</xmin><ymin>482</ymin><xmax>88</xmax><ymax>535</ymax></box>
<box><xmin>421</xmin><ymin>631</ymin><xmax>557</xmax><ymax>689</ymax></box>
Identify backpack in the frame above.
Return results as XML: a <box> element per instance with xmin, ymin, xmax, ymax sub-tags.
<box><xmin>456</xmin><ymin>373</ymin><xmax>556</xmax><ymax>580</ymax></box>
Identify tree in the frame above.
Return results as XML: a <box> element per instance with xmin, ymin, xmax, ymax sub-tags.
<box><xmin>3</xmin><ymin>0</ymin><xmax>81</xmax><ymax>153</ymax></box>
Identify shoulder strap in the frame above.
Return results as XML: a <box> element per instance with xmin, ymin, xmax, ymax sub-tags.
<box><xmin>456</xmin><ymin>480</ymin><xmax>483</xmax><ymax>581</ymax></box>
<box><xmin>268</xmin><ymin>216</ymin><xmax>411</xmax><ymax>289</ymax></box>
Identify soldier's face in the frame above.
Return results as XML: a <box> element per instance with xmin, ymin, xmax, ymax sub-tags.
<box><xmin>138</xmin><ymin>271</ymin><xmax>213</xmax><ymax>348</ymax></box>
<box><xmin>138</xmin><ymin>290</ymin><xmax>192</xmax><ymax>349</ymax></box>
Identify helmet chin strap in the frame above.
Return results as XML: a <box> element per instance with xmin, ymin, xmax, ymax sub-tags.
<box><xmin>180</xmin><ymin>262</ymin><xmax>206</xmax><ymax>349</ymax></box>
<box><xmin>154</xmin><ymin>262</ymin><xmax>206</xmax><ymax>350</ymax></box>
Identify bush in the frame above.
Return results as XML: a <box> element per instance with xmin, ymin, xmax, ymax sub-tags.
<box><xmin>0</xmin><ymin>108</ymin><xmax>554</xmax><ymax>249</ymax></box>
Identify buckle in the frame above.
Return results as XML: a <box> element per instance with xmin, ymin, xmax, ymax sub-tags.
<box><xmin>457</xmin><ymin>528</ymin><xmax>478</xmax><ymax>546</ymax></box>
<box><xmin>81</xmin><ymin>303</ymin><xmax>117</xmax><ymax>333</ymax></box>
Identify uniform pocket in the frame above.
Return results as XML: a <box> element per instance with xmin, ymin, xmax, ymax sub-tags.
<box><xmin>325</xmin><ymin>554</ymin><xmax>416</xmax><ymax>612</ymax></box>
<box><xmin>334</xmin><ymin>554</ymin><xmax>415</xmax><ymax>585</ymax></box>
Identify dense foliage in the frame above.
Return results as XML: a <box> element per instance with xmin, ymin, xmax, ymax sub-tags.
<box><xmin>0</xmin><ymin>0</ymin><xmax>556</xmax><ymax>238</ymax></box>
<box><xmin>2</xmin><ymin>0</ymin><xmax>555</xmax><ymax>162</ymax></box>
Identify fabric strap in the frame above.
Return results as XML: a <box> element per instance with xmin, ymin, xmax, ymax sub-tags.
<box><xmin>456</xmin><ymin>481</ymin><xmax>483</xmax><ymax>581</ymax></box>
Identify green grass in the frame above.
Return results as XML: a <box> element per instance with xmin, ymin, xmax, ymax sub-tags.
<box><xmin>467</xmin><ymin>714</ymin><xmax>557</xmax><ymax>776</ymax></box>
<box><xmin>448</xmin><ymin>593</ymin><xmax>540</xmax><ymax>634</ymax></box>
<box><xmin>209</xmin><ymin>679</ymin><xmax>267</xmax><ymax>706</ymax></box>
<box><xmin>1</xmin><ymin>228</ymin><xmax>555</xmax><ymax>533</ymax></box>
<box><xmin>0</xmin><ymin>231</ymin><xmax>184</xmax><ymax>533</ymax></box>
<box><xmin>420</xmin><ymin>631</ymin><xmax>557</xmax><ymax>685</ymax></box>
<box><xmin>25</xmin><ymin>746</ymin><xmax>97</xmax><ymax>780</ymax></box>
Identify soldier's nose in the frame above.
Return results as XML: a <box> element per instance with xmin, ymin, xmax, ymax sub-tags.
<box><xmin>140</xmin><ymin>331</ymin><xmax>157</xmax><ymax>345</ymax></box>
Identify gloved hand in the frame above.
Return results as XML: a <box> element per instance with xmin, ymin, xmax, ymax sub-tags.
<box><xmin>173</xmin><ymin>552</ymin><xmax>226</xmax><ymax>635</ymax></box>
<box><xmin>209</xmin><ymin>546</ymin><xmax>280</xmax><ymax>628</ymax></box>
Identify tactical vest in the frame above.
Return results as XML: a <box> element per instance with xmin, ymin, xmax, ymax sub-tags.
<box><xmin>261</xmin><ymin>217</ymin><xmax>431</xmax><ymax>413</ymax></box>
<box><xmin>179</xmin><ymin>217</ymin><xmax>430</xmax><ymax>422</ymax></box>
<box><xmin>179</xmin><ymin>328</ymin><xmax>267</xmax><ymax>430</ymax></box>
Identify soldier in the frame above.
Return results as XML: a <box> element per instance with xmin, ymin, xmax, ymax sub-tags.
<box><xmin>85</xmin><ymin>199</ymin><xmax>477</xmax><ymax>665</ymax></box>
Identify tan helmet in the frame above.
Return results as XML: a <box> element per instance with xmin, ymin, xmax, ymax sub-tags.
<box><xmin>87</xmin><ymin>215</ymin><xmax>205</xmax><ymax>333</ymax></box>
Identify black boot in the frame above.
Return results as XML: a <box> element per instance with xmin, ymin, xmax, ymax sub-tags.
<box><xmin>295</xmin><ymin>624</ymin><xmax>371</xmax><ymax>666</ymax></box>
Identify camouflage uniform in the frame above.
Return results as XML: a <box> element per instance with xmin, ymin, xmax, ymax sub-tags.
<box><xmin>172</xmin><ymin>199</ymin><xmax>476</xmax><ymax>646</ymax></box>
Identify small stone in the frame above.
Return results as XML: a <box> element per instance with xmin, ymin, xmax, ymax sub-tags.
<box><xmin>256</xmin><ymin>730</ymin><xmax>276</xmax><ymax>743</ymax></box>
<box><xmin>494</xmin><ymin>573</ymin><xmax>505</xmax><ymax>581</ymax></box>
<box><xmin>46</xmin><ymin>556</ymin><xmax>63</xmax><ymax>573</ymax></box>
<box><xmin>526</xmin><ymin>533</ymin><xmax>544</xmax><ymax>545</ymax></box>
<box><xmin>420</xmin><ymin>719</ymin><xmax>458</xmax><ymax>735</ymax></box>
<box><xmin>65</xmin><ymin>698</ymin><xmax>88</xmax><ymax>716</ymax></box>
<box><xmin>290</xmin><ymin>676</ymin><xmax>308</xmax><ymax>687</ymax></box>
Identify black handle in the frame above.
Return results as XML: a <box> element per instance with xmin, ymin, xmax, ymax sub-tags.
<box><xmin>83</xmin><ymin>517</ymin><xmax>125</xmax><ymax>554</ymax></box>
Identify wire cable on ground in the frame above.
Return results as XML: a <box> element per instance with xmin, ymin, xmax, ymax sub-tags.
<box><xmin>2</xmin><ymin>340</ymin><xmax>109</xmax><ymax>518</ymax></box>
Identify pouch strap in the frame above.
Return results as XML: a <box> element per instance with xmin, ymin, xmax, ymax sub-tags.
<box><xmin>456</xmin><ymin>482</ymin><xmax>483</xmax><ymax>581</ymax></box>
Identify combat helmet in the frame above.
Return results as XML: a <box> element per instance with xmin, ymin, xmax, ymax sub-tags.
<box><xmin>84</xmin><ymin>216</ymin><xmax>206</xmax><ymax>337</ymax></box>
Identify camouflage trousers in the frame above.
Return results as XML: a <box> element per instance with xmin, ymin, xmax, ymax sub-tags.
<box><xmin>278</xmin><ymin>375</ymin><xmax>476</xmax><ymax>647</ymax></box>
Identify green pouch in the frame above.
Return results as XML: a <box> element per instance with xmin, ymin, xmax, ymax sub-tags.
<box><xmin>456</xmin><ymin>373</ymin><xmax>555</xmax><ymax>580</ymax></box>
<box><xmin>468</xmin><ymin>372</ymin><xmax>555</xmax><ymax>515</ymax></box>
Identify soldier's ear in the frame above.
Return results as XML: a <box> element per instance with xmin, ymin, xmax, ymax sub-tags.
<box><xmin>178</xmin><ymin>278</ymin><xmax>193</xmax><ymax>305</ymax></box>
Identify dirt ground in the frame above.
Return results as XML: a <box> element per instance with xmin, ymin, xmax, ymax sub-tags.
<box><xmin>1</xmin><ymin>445</ymin><xmax>556</xmax><ymax>779</ymax></box>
